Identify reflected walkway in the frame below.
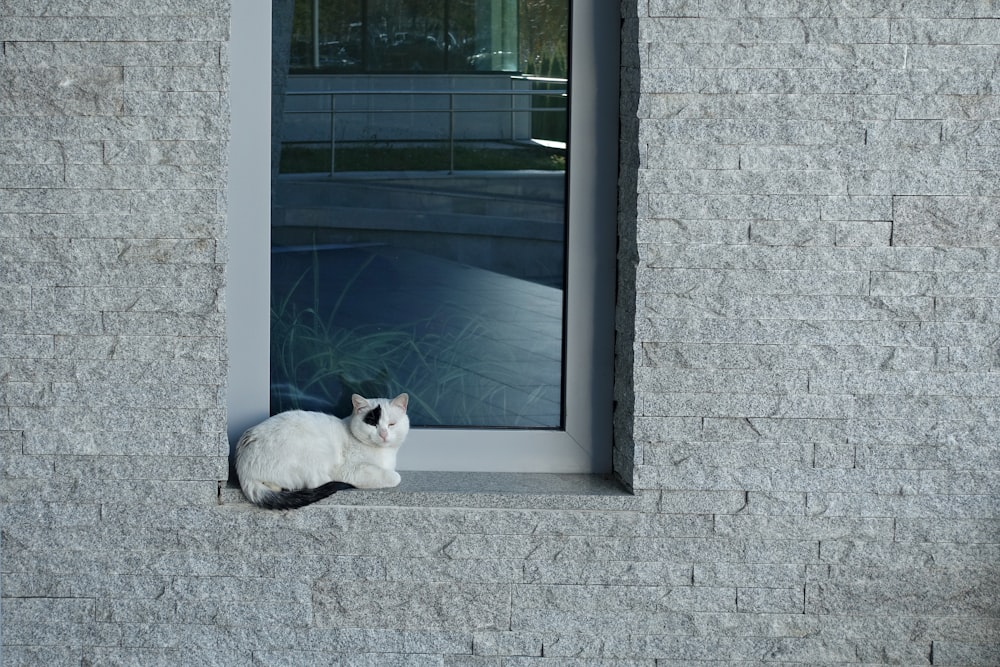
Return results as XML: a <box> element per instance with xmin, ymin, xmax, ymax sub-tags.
<box><xmin>270</xmin><ymin>244</ymin><xmax>563</xmax><ymax>428</ymax></box>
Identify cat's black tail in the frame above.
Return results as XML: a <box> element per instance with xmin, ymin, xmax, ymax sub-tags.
<box><xmin>257</xmin><ymin>481</ymin><xmax>355</xmax><ymax>510</ymax></box>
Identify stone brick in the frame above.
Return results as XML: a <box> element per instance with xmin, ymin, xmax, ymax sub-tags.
<box><xmin>473</xmin><ymin>632</ymin><xmax>542</xmax><ymax>657</ymax></box>
<box><xmin>0</xmin><ymin>65</ymin><xmax>124</xmax><ymax>116</ymax></box>
<box><xmin>737</xmin><ymin>586</ymin><xmax>804</xmax><ymax>613</ymax></box>
<box><xmin>893</xmin><ymin>195</ymin><xmax>1000</xmax><ymax>246</ymax></box>
<box><xmin>510</xmin><ymin>584</ymin><xmax>735</xmax><ymax>632</ymax></box>
<box><xmin>932</xmin><ymin>641</ymin><xmax>1000</xmax><ymax>667</ymax></box>
<box><xmin>312</xmin><ymin>581</ymin><xmax>511</xmax><ymax>631</ymax></box>
<box><xmin>807</xmin><ymin>567</ymin><xmax>1000</xmax><ymax>616</ymax></box>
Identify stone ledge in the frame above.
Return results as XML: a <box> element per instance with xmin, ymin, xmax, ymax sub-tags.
<box><xmin>219</xmin><ymin>471</ymin><xmax>647</xmax><ymax>511</ymax></box>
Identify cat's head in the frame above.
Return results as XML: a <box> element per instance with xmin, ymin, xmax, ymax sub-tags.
<box><xmin>349</xmin><ymin>393</ymin><xmax>410</xmax><ymax>448</ymax></box>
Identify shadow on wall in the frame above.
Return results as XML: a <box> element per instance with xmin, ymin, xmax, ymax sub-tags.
<box><xmin>613</xmin><ymin>12</ymin><xmax>642</xmax><ymax>488</ymax></box>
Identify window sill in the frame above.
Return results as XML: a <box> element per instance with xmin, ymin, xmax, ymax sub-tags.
<box><xmin>218</xmin><ymin>471</ymin><xmax>647</xmax><ymax>511</ymax></box>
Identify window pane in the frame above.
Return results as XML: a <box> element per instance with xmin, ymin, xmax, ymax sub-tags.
<box><xmin>272</xmin><ymin>0</ymin><xmax>569</xmax><ymax>428</ymax></box>
<box><xmin>288</xmin><ymin>0</ymin><xmax>525</xmax><ymax>74</ymax></box>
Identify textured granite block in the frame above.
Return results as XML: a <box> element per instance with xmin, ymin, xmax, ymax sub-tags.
<box><xmin>810</xmin><ymin>491</ymin><xmax>1000</xmax><ymax>519</ymax></box>
<box><xmin>313</xmin><ymin>581</ymin><xmax>511</xmax><ymax>631</ymax></box>
<box><xmin>385</xmin><ymin>558</ymin><xmax>521</xmax><ymax>584</ymax></box>
<box><xmin>864</xmin><ymin>119</ymin><xmax>943</xmax><ymax>145</ymax></box>
<box><xmin>820</xmin><ymin>195</ymin><xmax>892</xmax><ymax>220</ymax></box>
<box><xmin>894</xmin><ymin>195</ymin><xmax>1000</xmax><ymax>246</ymax></box>
<box><xmin>252</xmin><ymin>652</ymin><xmax>442</xmax><ymax>667</ymax></box>
<box><xmin>174</xmin><ymin>598</ymin><xmax>313</xmax><ymax>628</ymax></box>
<box><xmin>635</xmin><ymin>367</ymin><xmax>806</xmax><ymax>395</ymax></box>
<box><xmin>722</xmin><ymin>43</ymin><xmax>905</xmax><ymax>69</ymax></box>
<box><xmin>813</xmin><ymin>442</ymin><xmax>856</xmax><ymax>469</ymax></box>
<box><xmin>99</xmin><ymin>311</ymin><xmax>225</xmax><ymax>336</ymax></box>
<box><xmin>642</xmin><ymin>292</ymin><xmax>933</xmax><ymax>322</ymax></box>
<box><xmin>85</xmin><ymin>286</ymin><xmax>220</xmax><ymax>313</ymax></box>
<box><xmin>642</xmin><ymin>118</ymin><xmax>863</xmax><ymax>146</ymax></box>
<box><xmin>849</xmin><ymin>169</ymin><xmax>981</xmax><ymax>197</ymax></box>
<box><xmin>639</xmin><ymin>167</ymin><xmax>849</xmax><ymax>197</ymax></box>
<box><xmin>737</xmin><ymin>586</ymin><xmax>804</xmax><ymax>613</ymax></box>
<box><xmin>813</xmin><ymin>369</ymin><xmax>1000</xmax><ymax>397</ymax></box>
<box><xmin>639</xmin><ymin>17</ymin><xmax>741</xmax><ymax>44</ymax></box>
<box><xmin>820</xmin><ymin>540</ymin><xmax>1000</xmax><ymax>568</ymax></box>
<box><xmin>168</xmin><ymin>575</ymin><xmax>312</xmax><ymax>604</ymax></box>
<box><xmin>645</xmin><ymin>342</ymin><xmax>935</xmax><ymax>371</ymax></box>
<box><xmin>128</xmin><ymin>189</ymin><xmax>221</xmax><ymax>214</ymax></box>
<box><xmin>659</xmin><ymin>490</ymin><xmax>748</xmax><ymax>514</ymax></box>
<box><xmin>766</xmin><ymin>637</ymin><xmax>931</xmax><ymax>665</ymax></box>
<box><xmin>898</xmin><ymin>93</ymin><xmax>1000</xmax><ymax>121</ymax></box>
<box><xmin>751</xmin><ymin>219</ymin><xmax>835</xmax><ymax>243</ymax></box>
<box><xmin>82</xmin><ymin>648</ymin><xmax>251</xmax><ymax>667</ymax></box>
<box><xmin>473</xmin><ymin>632</ymin><xmax>542</xmax><ymax>657</ymax></box>
<box><xmin>523</xmin><ymin>559</ymin><xmax>691</xmax><ymax>586</ymax></box>
<box><xmin>51</xmin><ymin>381</ymin><xmax>222</xmax><ymax>409</ymax></box>
<box><xmin>694</xmin><ymin>562</ymin><xmax>807</xmax><ymax>588</ymax></box>
<box><xmin>510</xmin><ymin>583</ymin><xmax>735</xmax><ymax>632</ymax></box>
<box><xmin>0</xmin><ymin>16</ymin><xmax>228</xmax><ymax>41</ymax></box>
<box><xmin>638</xmin><ymin>267</ymin><xmax>869</xmax><ymax>296</ymax></box>
<box><xmin>2</xmin><ymin>499</ymin><xmax>100</xmax><ymax>527</ymax></box>
<box><xmin>119</xmin><ymin>622</ymin><xmax>297</xmax><ymax>653</ymax></box>
<box><xmin>2</xmin><ymin>187</ymin><xmax>133</xmax><ymax>214</ymax></box>
<box><xmin>50</xmin><ymin>449</ymin><xmax>226</xmax><ymax>481</ymax></box>
<box><xmin>807</xmin><ymin>567</ymin><xmax>1000</xmax><ymax>615</ymax></box>
<box><xmin>102</xmin><ymin>140</ymin><xmax>226</xmax><ymax>166</ymax></box>
<box><xmin>124</xmin><ymin>65</ymin><xmax>224</xmax><ymax>92</ymax></box>
<box><xmin>645</xmin><ymin>441</ymin><xmax>813</xmax><ymax>470</ymax></box>
<box><xmin>0</xmin><ymin>333</ymin><xmax>54</xmax><ymax>358</ymax></box>
<box><xmin>855</xmin><ymin>393</ymin><xmax>999</xmax><ymax>421</ymax></box>
<box><xmin>644</xmin><ymin>43</ymin><xmax>725</xmax><ymax>68</ymax></box>
<box><xmin>638</xmin><ymin>142</ymin><xmax>739</xmax><ymax>169</ymax></box>
<box><xmin>66</xmin><ymin>164</ymin><xmax>225</xmax><ymax>190</ymax></box>
<box><xmin>647</xmin><ymin>193</ymin><xmax>771</xmax><ymax>219</ymax></box>
<box><xmin>715</xmin><ymin>514</ymin><xmax>894</xmax><ymax>541</ymax></box>
<box><xmin>2</xmin><ymin>39</ymin><xmax>221</xmax><ymax>67</ymax></box>
<box><xmin>0</xmin><ymin>164</ymin><xmax>66</xmax><ymax>189</ymax></box>
<box><xmin>2</xmin><ymin>646</ymin><xmax>83</xmax><ymax>667</ymax></box>
<box><xmin>2</xmin><ymin>617</ymin><xmax>123</xmax><ymax>648</ymax></box>
<box><xmin>635</xmin><ymin>218</ymin><xmax>749</xmax><ymax>244</ymax></box>
<box><xmin>648</xmin><ymin>0</ymin><xmax>699</xmax><ymax>18</ymax></box>
<box><xmin>94</xmin><ymin>598</ymin><xmax>177</xmax><ymax>624</ymax></box>
<box><xmin>0</xmin><ymin>65</ymin><xmax>124</xmax><ymax>116</ymax></box>
<box><xmin>54</xmin><ymin>334</ymin><xmax>222</xmax><ymax>361</ymax></box>
<box><xmin>640</xmin><ymin>391</ymin><xmax>857</xmax><ymax>421</ymax></box>
<box><xmin>125</xmin><ymin>90</ymin><xmax>224</xmax><ymax>116</ymax></box>
<box><xmin>932</xmin><ymin>641</ymin><xmax>1000</xmax><ymax>667</ymax></box>
<box><xmin>857</xmin><ymin>441</ymin><xmax>1000</xmax><ymax>471</ymax></box>
<box><xmin>934</xmin><ymin>297</ymin><xmax>1000</xmax><ymax>323</ymax></box>
<box><xmin>891</xmin><ymin>18</ymin><xmax>1000</xmax><ymax>44</ymax></box>
<box><xmin>747</xmin><ymin>491</ymin><xmax>807</xmax><ymax>515</ymax></box>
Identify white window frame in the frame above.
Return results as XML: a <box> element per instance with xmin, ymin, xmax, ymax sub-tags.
<box><xmin>227</xmin><ymin>1</ymin><xmax>618</xmax><ymax>473</ymax></box>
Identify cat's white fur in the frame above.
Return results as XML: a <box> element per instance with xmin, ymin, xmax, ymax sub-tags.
<box><xmin>235</xmin><ymin>393</ymin><xmax>409</xmax><ymax>508</ymax></box>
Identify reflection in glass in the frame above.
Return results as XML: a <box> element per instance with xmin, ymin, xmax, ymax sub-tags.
<box><xmin>272</xmin><ymin>0</ymin><xmax>569</xmax><ymax>428</ymax></box>
<box><xmin>288</xmin><ymin>0</ymin><xmax>547</xmax><ymax>73</ymax></box>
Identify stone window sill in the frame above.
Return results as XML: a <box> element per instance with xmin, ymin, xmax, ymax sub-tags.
<box><xmin>218</xmin><ymin>471</ymin><xmax>646</xmax><ymax>511</ymax></box>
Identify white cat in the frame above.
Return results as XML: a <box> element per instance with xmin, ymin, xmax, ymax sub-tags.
<box><xmin>235</xmin><ymin>393</ymin><xmax>409</xmax><ymax>509</ymax></box>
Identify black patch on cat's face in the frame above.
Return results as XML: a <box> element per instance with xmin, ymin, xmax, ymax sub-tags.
<box><xmin>363</xmin><ymin>405</ymin><xmax>381</xmax><ymax>428</ymax></box>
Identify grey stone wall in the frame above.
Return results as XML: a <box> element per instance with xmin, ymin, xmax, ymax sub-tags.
<box><xmin>2</xmin><ymin>1</ymin><xmax>999</xmax><ymax>666</ymax></box>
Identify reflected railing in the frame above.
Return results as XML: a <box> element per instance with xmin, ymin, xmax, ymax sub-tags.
<box><xmin>281</xmin><ymin>77</ymin><xmax>567</xmax><ymax>176</ymax></box>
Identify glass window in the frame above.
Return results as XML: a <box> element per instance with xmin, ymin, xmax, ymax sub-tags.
<box><xmin>228</xmin><ymin>0</ymin><xmax>617</xmax><ymax>472</ymax></box>
<box><xmin>272</xmin><ymin>0</ymin><xmax>570</xmax><ymax>429</ymax></box>
<box><xmin>288</xmin><ymin>0</ymin><xmax>537</xmax><ymax>74</ymax></box>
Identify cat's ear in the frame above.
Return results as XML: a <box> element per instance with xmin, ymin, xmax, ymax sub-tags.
<box><xmin>392</xmin><ymin>393</ymin><xmax>409</xmax><ymax>412</ymax></box>
<box><xmin>351</xmin><ymin>394</ymin><xmax>370</xmax><ymax>414</ymax></box>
